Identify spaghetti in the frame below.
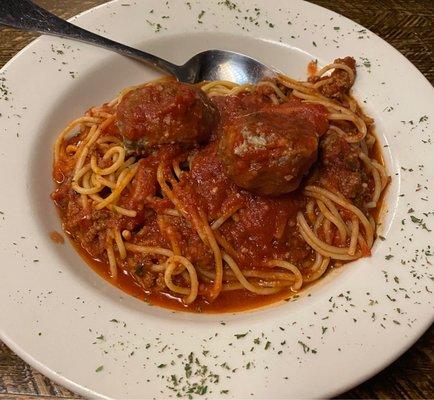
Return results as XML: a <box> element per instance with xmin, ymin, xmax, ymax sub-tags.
<box><xmin>52</xmin><ymin>56</ymin><xmax>389</xmax><ymax>312</ymax></box>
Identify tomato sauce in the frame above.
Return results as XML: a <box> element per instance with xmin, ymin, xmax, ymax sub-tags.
<box><xmin>71</xmin><ymin>238</ymin><xmax>294</xmax><ymax>313</ymax></box>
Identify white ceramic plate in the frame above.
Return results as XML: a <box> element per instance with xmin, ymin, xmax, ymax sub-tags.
<box><xmin>1</xmin><ymin>0</ymin><xmax>433</xmax><ymax>398</ymax></box>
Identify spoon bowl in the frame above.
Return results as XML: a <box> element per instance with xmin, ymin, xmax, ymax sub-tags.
<box><xmin>178</xmin><ymin>49</ymin><xmax>276</xmax><ymax>84</ymax></box>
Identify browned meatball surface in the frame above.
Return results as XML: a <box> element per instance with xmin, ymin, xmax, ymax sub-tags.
<box><xmin>117</xmin><ymin>80</ymin><xmax>217</xmax><ymax>149</ymax></box>
<box><xmin>218</xmin><ymin>104</ymin><xmax>329</xmax><ymax>196</ymax></box>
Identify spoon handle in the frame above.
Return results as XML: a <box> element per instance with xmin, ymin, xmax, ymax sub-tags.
<box><xmin>0</xmin><ymin>0</ymin><xmax>181</xmax><ymax>77</ymax></box>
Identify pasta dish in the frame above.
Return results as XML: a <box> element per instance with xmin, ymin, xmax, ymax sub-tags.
<box><xmin>52</xmin><ymin>57</ymin><xmax>389</xmax><ymax>312</ymax></box>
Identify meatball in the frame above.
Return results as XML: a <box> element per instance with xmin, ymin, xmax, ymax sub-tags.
<box><xmin>116</xmin><ymin>80</ymin><xmax>217</xmax><ymax>149</ymax></box>
<box><xmin>218</xmin><ymin>104</ymin><xmax>328</xmax><ymax>196</ymax></box>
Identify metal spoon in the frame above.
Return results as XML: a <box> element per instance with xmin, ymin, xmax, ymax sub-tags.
<box><xmin>0</xmin><ymin>0</ymin><xmax>276</xmax><ymax>84</ymax></box>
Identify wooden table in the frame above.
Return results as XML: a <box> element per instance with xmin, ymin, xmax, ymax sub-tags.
<box><xmin>0</xmin><ymin>0</ymin><xmax>433</xmax><ymax>398</ymax></box>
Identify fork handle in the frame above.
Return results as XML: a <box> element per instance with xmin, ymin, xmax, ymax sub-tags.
<box><xmin>0</xmin><ymin>0</ymin><xmax>181</xmax><ymax>77</ymax></box>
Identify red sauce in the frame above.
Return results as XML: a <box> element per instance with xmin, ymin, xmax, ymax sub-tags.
<box><xmin>73</xmin><ymin>241</ymin><xmax>293</xmax><ymax>313</ymax></box>
<box><xmin>49</xmin><ymin>230</ymin><xmax>65</xmax><ymax>244</ymax></box>
<box><xmin>174</xmin><ymin>143</ymin><xmax>309</xmax><ymax>268</ymax></box>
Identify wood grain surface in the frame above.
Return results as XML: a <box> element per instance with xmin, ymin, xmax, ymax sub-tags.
<box><xmin>0</xmin><ymin>0</ymin><xmax>433</xmax><ymax>398</ymax></box>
